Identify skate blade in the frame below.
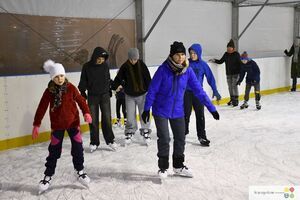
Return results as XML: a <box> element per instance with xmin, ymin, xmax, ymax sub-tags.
<box><xmin>173</xmin><ymin>173</ymin><xmax>193</xmax><ymax>178</ymax></box>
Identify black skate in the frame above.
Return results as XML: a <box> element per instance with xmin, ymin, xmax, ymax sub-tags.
<box><xmin>227</xmin><ymin>100</ymin><xmax>232</xmax><ymax>106</ymax></box>
<box><xmin>256</xmin><ymin>102</ymin><xmax>261</xmax><ymax>110</ymax></box>
<box><xmin>199</xmin><ymin>138</ymin><xmax>210</xmax><ymax>147</ymax></box>
<box><xmin>240</xmin><ymin>102</ymin><xmax>249</xmax><ymax>109</ymax></box>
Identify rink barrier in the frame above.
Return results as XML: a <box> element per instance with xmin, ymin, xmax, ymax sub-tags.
<box><xmin>0</xmin><ymin>84</ymin><xmax>297</xmax><ymax>151</ymax></box>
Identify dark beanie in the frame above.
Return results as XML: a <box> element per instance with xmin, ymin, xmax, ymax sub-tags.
<box><xmin>170</xmin><ymin>41</ymin><xmax>186</xmax><ymax>56</ymax></box>
<box><xmin>227</xmin><ymin>39</ymin><xmax>235</xmax><ymax>48</ymax></box>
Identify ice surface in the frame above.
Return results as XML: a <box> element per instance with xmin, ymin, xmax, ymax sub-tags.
<box><xmin>0</xmin><ymin>92</ymin><xmax>299</xmax><ymax>200</ymax></box>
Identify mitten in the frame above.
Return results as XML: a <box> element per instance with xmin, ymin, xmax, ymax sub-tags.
<box><xmin>32</xmin><ymin>126</ymin><xmax>39</xmax><ymax>139</ymax></box>
<box><xmin>211</xmin><ymin>111</ymin><xmax>220</xmax><ymax>120</ymax></box>
<box><xmin>284</xmin><ymin>49</ymin><xmax>288</xmax><ymax>55</ymax></box>
<box><xmin>208</xmin><ymin>58</ymin><xmax>216</xmax><ymax>63</ymax></box>
<box><xmin>142</xmin><ymin>110</ymin><xmax>150</xmax><ymax>123</ymax></box>
<box><xmin>84</xmin><ymin>113</ymin><xmax>92</xmax><ymax>123</ymax></box>
<box><xmin>212</xmin><ymin>91</ymin><xmax>221</xmax><ymax>101</ymax></box>
<box><xmin>80</xmin><ymin>91</ymin><xmax>87</xmax><ymax>99</ymax></box>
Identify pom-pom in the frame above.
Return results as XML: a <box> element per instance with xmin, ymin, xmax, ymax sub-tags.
<box><xmin>43</xmin><ymin>59</ymin><xmax>55</xmax><ymax>72</ymax></box>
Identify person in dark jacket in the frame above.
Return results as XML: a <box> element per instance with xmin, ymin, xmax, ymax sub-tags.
<box><xmin>236</xmin><ymin>51</ymin><xmax>261</xmax><ymax>110</ymax></box>
<box><xmin>78</xmin><ymin>47</ymin><xmax>117</xmax><ymax>153</ymax></box>
<box><xmin>184</xmin><ymin>43</ymin><xmax>221</xmax><ymax>147</ymax></box>
<box><xmin>141</xmin><ymin>41</ymin><xmax>220</xmax><ymax>179</ymax></box>
<box><xmin>284</xmin><ymin>38</ymin><xmax>300</xmax><ymax>92</ymax></box>
<box><xmin>114</xmin><ymin>84</ymin><xmax>127</xmax><ymax>127</ymax></box>
<box><xmin>209</xmin><ymin>39</ymin><xmax>241</xmax><ymax>106</ymax></box>
<box><xmin>112</xmin><ymin>48</ymin><xmax>152</xmax><ymax>145</ymax></box>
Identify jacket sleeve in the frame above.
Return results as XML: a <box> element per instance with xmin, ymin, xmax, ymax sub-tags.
<box><xmin>78</xmin><ymin>64</ymin><xmax>88</xmax><ymax>92</ymax></box>
<box><xmin>144</xmin><ymin>66</ymin><xmax>163</xmax><ymax>112</ymax></box>
<box><xmin>214</xmin><ymin>53</ymin><xmax>226</xmax><ymax>64</ymax></box>
<box><xmin>141</xmin><ymin>60</ymin><xmax>152</xmax><ymax>90</ymax></box>
<box><xmin>203</xmin><ymin>62</ymin><xmax>217</xmax><ymax>92</ymax></box>
<box><xmin>187</xmin><ymin>68</ymin><xmax>216</xmax><ymax>113</ymax></box>
<box><xmin>285</xmin><ymin>45</ymin><xmax>294</xmax><ymax>57</ymax></box>
<box><xmin>72</xmin><ymin>84</ymin><xmax>90</xmax><ymax>115</ymax></box>
<box><xmin>33</xmin><ymin>89</ymin><xmax>50</xmax><ymax>126</ymax></box>
<box><xmin>252</xmin><ymin>61</ymin><xmax>261</xmax><ymax>81</ymax></box>
<box><xmin>238</xmin><ymin>65</ymin><xmax>246</xmax><ymax>83</ymax></box>
<box><xmin>112</xmin><ymin>64</ymin><xmax>125</xmax><ymax>90</ymax></box>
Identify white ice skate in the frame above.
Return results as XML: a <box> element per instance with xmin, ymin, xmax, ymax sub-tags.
<box><xmin>125</xmin><ymin>133</ymin><xmax>133</xmax><ymax>145</ymax></box>
<box><xmin>89</xmin><ymin>144</ymin><xmax>98</xmax><ymax>153</ymax></box>
<box><xmin>143</xmin><ymin>133</ymin><xmax>151</xmax><ymax>146</ymax></box>
<box><xmin>76</xmin><ymin>170</ymin><xmax>90</xmax><ymax>187</ymax></box>
<box><xmin>158</xmin><ymin>169</ymin><xmax>168</xmax><ymax>179</ymax></box>
<box><xmin>108</xmin><ymin>142</ymin><xmax>118</xmax><ymax>151</ymax></box>
<box><xmin>173</xmin><ymin>166</ymin><xmax>193</xmax><ymax>178</ymax></box>
<box><xmin>38</xmin><ymin>176</ymin><xmax>51</xmax><ymax>194</ymax></box>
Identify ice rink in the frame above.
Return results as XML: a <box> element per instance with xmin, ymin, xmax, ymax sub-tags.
<box><xmin>0</xmin><ymin>92</ymin><xmax>299</xmax><ymax>200</ymax></box>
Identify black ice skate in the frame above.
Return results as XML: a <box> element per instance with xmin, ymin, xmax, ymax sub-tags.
<box><xmin>199</xmin><ymin>138</ymin><xmax>210</xmax><ymax>147</ymax></box>
<box><xmin>256</xmin><ymin>101</ymin><xmax>261</xmax><ymax>110</ymax></box>
<box><xmin>240</xmin><ymin>101</ymin><xmax>249</xmax><ymax>109</ymax></box>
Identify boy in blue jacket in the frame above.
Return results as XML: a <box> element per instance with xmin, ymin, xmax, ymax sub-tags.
<box><xmin>236</xmin><ymin>51</ymin><xmax>261</xmax><ymax>110</ymax></box>
<box><xmin>141</xmin><ymin>41</ymin><xmax>219</xmax><ymax>179</ymax></box>
<box><xmin>184</xmin><ymin>43</ymin><xmax>221</xmax><ymax>147</ymax></box>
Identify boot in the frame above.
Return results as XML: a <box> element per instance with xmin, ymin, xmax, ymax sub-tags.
<box><xmin>256</xmin><ymin>101</ymin><xmax>261</xmax><ymax>110</ymax></box>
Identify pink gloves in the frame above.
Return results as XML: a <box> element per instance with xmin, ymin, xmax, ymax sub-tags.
<box><xmin>32</xmin><ymin>126</ymin><xmax>39</xmax><ymax>139</ymax></box>
<box><xmin>84</xmin><ymin>113</ymin><xmax>92</xmax><ymax>123</ymax></box>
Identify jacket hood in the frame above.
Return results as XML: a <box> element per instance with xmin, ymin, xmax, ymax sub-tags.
<box><xmin>188</xmin><ymin>43</ymin><xmax>202</xmax><ymax>61</ymax></box>
<box><xmin>90</xmin><ymin>47</ymin><xmax>109</xmax><ymax>64</ymax></box>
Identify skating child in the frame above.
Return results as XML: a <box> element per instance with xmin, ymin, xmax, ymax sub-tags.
<box><xmin>32</xmin><ymin>60</ymin><xmax>92</xmax><ymax>193</ymax></box>
<box><xmin>142</xmin><ymin>41</ymin><xmax>219</xmax><ymax>179</ymax></box>
<box><xmin>236</xmin><ymin>51</ymin><xmax>261</xmax><ymax>110</ymax></box>
<box><xmin>114</xmin><ymin>84</ymin><xmax>127</xmax><ymax>127</ymax></box>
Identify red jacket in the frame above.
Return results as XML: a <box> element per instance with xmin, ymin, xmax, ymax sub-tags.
<box><xmin>33</xmin><ymin>82</ymin><xmax>90</xmax><ymax>130</ymax></box>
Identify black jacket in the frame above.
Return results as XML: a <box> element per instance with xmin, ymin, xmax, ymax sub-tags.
<box><xmin>78</xmin><ymin>47</ymin><xmax>111</xmax><ymax>96</ymax></box>
<box><xmin>113</xmin><ymin>60</ymin><xmax>151</xmax><ymax>97</ymax></box>
<box><xmin>215</xmin><ymin>51</ymin><xmax>241</xmax><ymax>75</ymax></box>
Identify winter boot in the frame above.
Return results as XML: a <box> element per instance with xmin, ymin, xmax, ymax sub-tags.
<box><xmin>76</xmin><ymin>170</ymin><xmax>90</xmax><ymax>187</ymax></box>
<box><xmin>199</xmin><ymin>138</ymin><xmax>210</xmax><ymax>147</ymax></box>
<box><xmin>38</xmin><ymin>176</ymin><xmax>52</xmax><ymax>194</ymax></box>
<box><xmin>173</xmin><ymin>166</ymin><xmax>193</xmax><ymax>178</ymax></box>
<box><xmin>158</xmin><ymin>169</ymin><xmax>168</xmax><ymax>179</ymax></box>
<box><xmin>89</xmin><ymin>144</ymin><xmax>98</xmax><ymax>153</ymax></box>
<box><xmin>256</xmin><ymin>101</ymin><xmax>261</xmax><ymax>110</ymax></box>
<box><xmin>240</xmin><ymin>101</ymin><xmax>249</xmax><ymax>109</ymax></box>
<box><xmin>125</xmin><ymin>133</ymin><xmax>133</xmax><ymax>144</ymax></box>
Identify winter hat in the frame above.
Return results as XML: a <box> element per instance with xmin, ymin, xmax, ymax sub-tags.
<box><xmin>227</xmin><ymin>39</ymin><xmax>235</xmax><ymax>48</ymax></box>
<box><xmin>43</xmin><ymin>59</ymin><xmax>65</xmax><ymax>80</ymax></box>
<box><xmin>240</xmin><ymin>51</ymin><xmax>249</xmax><ymax>60</ymax></box>
<box><xmin>170</xmin><ymin>41</ymin><xmax>186</xmax><ymax>57</ymax></box>
<box><xmin>128</xmin><ymin>48</ymin><xmax>139</xmax><ymax>60</ymax></box>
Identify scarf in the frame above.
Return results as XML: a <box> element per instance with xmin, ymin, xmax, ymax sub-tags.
<box><xmin>48</xmin><ymin>79</ymin><xmax>68</xmax><ymax>112</ymax></box>
<box><xmin>167</xmin><ymin>57</ymin><xmax>189</xmax><ymax>75</ymax></box>
<box><xmin>127</xmin><ymin>60</ymin><xmax>145</xmax><ymax>93</ymax></box>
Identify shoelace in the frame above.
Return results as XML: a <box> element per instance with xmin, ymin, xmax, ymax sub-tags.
<box><xmin>78</xmin><ymin>172</ymin><xmax>87</xmax><ymax>179</ymax></box>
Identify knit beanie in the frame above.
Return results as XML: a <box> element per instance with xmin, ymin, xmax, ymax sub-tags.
<box><xmin>227</xmin><ymin>39</ymin><xmax>235</xmax><ymax>48</ymax></box>
<box><xmin>240</xmin><ymin>51</ymin><xmax>249</xmax><ymax>60</ymax></box>
<box><xmin>128</xmin><ymin>48</ymin><xmax>139</xmax><ymax>60</ymax></box>
<box><xmin>43</xmin><ymin>59</ymin><xmax>65</xmax><ymax>80</ymax></box>
<box><xmin>170</xmin><ymin>41</ymin><xmax>186</xmax><ymax>57</ymax></box>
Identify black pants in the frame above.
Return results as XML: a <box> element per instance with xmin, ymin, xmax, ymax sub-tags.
<box><xmin>244</xmin><ymin>82</ymin><xmax>260</xmax><ymax>102</ymax></box>
<box><xmin>44</xmin><ymin>127</ymin><xmax>84</xmax><ymax>176</ymax></box>
<box><xmin>116</xmin><ymin>98</ymin><xmax>126</xmax><ymax>119</ymax></box>
<box><xmin>154</xmin><ymin>116</ymin><xmax>186</xmax><ymax>169</ymax></box>
<box><xmin>184</xmin><ymin>91</ymin><xmax>207</xmax><ymax>140</ymax></box>
<box><xmin>292</xmin><ymin>77</ymin><xmax>297</xmax><ymax>89</ymax></box>
<box><xmin>88</xmin><ymin>93</ymin><xmax>115</xmax><ymax>146</ymax></box>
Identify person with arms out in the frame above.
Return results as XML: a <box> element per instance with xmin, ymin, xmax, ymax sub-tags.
<box><xmin>209</xmin><ymin>39</ymin><xmax>241</xmax><ymax>106</ymax></box>
<box><xmin>236</xmin><ymin>51</ymin><xmax>261</xmax><ymax>110</ymax></box>
<box><xmin>284</xmin><ymin>38</ymin><xmax>300</xmax><ymax>92</ymax></box>
<box><xmin>184</xmin><ymin>43</ymin><xmax>221</xmax><ymax>147</ymax></box>
<box><xmin>142</xmin><ymin>41</ymin><xmax>220</xmax><ymax>179</ymax></box>
<box><xmin>112</xmin><ymin>48</ymin><xmax>152</xmax><ymax>145</ymax></box>
<box><xmin>78</xmin><ymin>47</ymin><xmax>117</xmax><ymax>152</ymax></box>
<box><xmin>32</xmin><ymin>60</ymin><xmax>92</xmax><ymax>193</ymax></box>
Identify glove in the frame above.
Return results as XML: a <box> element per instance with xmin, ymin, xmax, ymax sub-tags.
<box><xmin>80</xmin><ymin>91</ymin><xmax>87</xmax><ymax>99</ymax></box>
<box><xmin>236</xmin><ymin>81</ymin><xmax>241</xmax><ymax>86</ymax></box>
<box><xmin>84</xmin><ymin>113</ymin><xmax>92</xmax><ymax>123</ymax></box>
<box><xmin>109</xmin><ymin>90</ymin><xmax>112</xmax><ymax>98</ymax></box>
<box><xmin>208</xmin><ymin>58</ymin><xmax>216</xmax><ymax>63</ymax></box>
<box><xmin>211</xmin><ymin>111</ymin><xmax>220</xmax><ymax>120</ymax></box>
<box><xmin>212</xmin><ymin>91</ymin><xmax>221</xmax><ymax>101</ymax></box>
<box><xmin>32</xmin><ymin>126</ymin><xmax>39</xmax><ymax>139</ymax></box>
<box><xmin>284</xmin><ymin>49</ymin><xmax>288</xmax><ymax>55</ymax></box>
<box><xmin>141</xmin><ymin>110</ymin><xmax>150</xmax><ymax>123</ymax></box>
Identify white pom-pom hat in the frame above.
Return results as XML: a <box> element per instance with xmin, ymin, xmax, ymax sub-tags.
<box><xmin>43</xmin><ymin>59</ymin><xmax>65</xmax><ymax>80</ymax></box>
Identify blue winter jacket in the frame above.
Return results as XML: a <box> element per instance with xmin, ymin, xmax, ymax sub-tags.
<box><xmin>186</xmin><ymin>44</ymin><xmax>218</xmax><ymax>93</ymax></box>
<box><xmin>238</xmin><ymin>60</ymin><xmax>260</xmax><ymax>84</ymax></box>
<box><xmin>144</xmin><ymin>59</ymin><xmax>216</xmax><ymax>119</ymax></box>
